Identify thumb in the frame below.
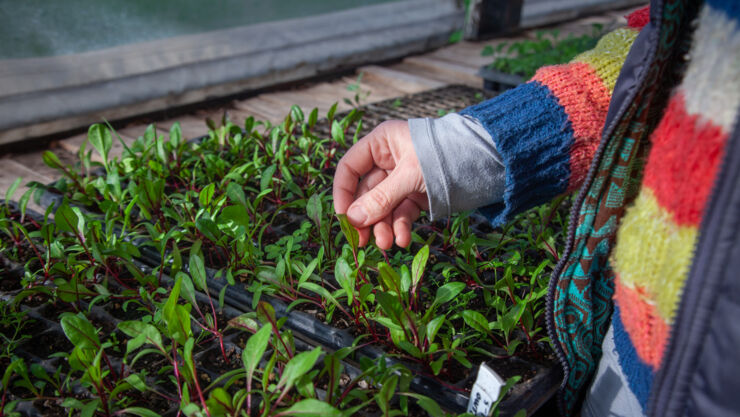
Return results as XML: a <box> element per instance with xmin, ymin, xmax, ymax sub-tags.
<box><xmin>347</xmin><ymin>159</ymin><xmax>420</xmax><ymax>227</ymax></box>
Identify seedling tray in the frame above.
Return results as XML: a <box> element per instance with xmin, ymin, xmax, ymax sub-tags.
<box><xmin>18</xmin><ymin>85</ymin><xmax>563</xmax><ymax>416</ymax></box>
<box><xmin>478</xmin><ymin>67</ymin><xmax>524</xmax><ymax>92</ymax></box>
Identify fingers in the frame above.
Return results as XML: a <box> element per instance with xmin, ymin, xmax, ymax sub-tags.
<box><xmin>332</xmin><ymin>137</ymin><xmax>373</xmax><ymax>215</ymax></box>
<box><xmin>355</xmin><ymin>168</ymin><xmax>387</xmax><ymax>247</ymax></box>
<box><xmin>347</xmin><ymin>157</ymin><xmax>419</xmax><ymax>227</ymax></box>
<box><xmin>374</xmin><ymin>214</ymin><xmax>394</xmax><ymax>250</ymax></box>
<box><xmin>332</xmin><ymin>123</ymin><xmax>395</xmax><ymax>215</ymax></box>
<box><xmin>392</xmin><ymin>198</ymin><xmax>422</xmax><ymax>248</ymax></box>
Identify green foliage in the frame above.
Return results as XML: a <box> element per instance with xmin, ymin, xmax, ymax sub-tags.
<box><xmin>482</xmin><ymin>24</ymin><xmax>605</xmax><ymax>78</ymax></box>
<box><xmin>0</xmin><ymin>100</ymin><xmax>570</xmax><ymax>416</ymax></box>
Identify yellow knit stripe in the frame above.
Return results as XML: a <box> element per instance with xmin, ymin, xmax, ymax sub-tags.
<box><xmin>573</xmin><ymin>28</ymin><xmax>639</xmax><ymax>93</ymax></box>
<box><xmin>611</xmin><ymin>188</ymin><xmax>697</xmax><ymax>324</ymax></box>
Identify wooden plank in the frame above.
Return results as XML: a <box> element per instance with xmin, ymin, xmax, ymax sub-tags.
<box><xmin>58</xmin><ymin>126</ymin><xmax>142</xmax><ymax>163</ymax></box>
<box><xmin>427</xmin><ymin>45</ymin><xmax>491</xmax><ymax>69</ymax></box>
<box><xmin>402</xmin><ymin>56</ymin><xmax>482</xmax><ymax>86</ymax></box>
<box><xmin>358</xmin><ymin>65</ymin><xmax>445</xmax><ymax>94</ymax></box>
<box><xmin>340</xmin><ymin>76</ymin><xmax>407</xmax><ymax>103</ymax></box>
<box><xmin>232</xmin><ymin>96</ymin><xmax>291</xmax><ymax>123</ymax></box>
<box><xmin>4</xmin><ymin>150</ymin><xmax>63</xmax><ymax>182</ymax></box>
<box><xmin>156</xmin><ymin>115</ymin><xmax>215</xmax><ymax>140</ymax></box>
<box><xmin>0</xmin><ymin>159</ymin><xmax>52</xmax><ymax>213</ymax></box>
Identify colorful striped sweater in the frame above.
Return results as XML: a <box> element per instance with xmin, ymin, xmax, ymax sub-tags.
<box><xmin>462</xmin><ymin>17</ymin><xmax>641</xmax><ymax>225</ymax></box>
<box><xmin>461</xmin><ymin>1</ymin><xmax>740</xmax><ymax>415</ymax></box>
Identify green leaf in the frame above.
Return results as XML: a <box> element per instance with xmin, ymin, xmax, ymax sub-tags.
<box><xmin>377</xmin><ymin>262</ymin><xmax>401</xmax><ymax>293</ymax></box>
<box><xmin>42</xmin><ymin>151</ymin><xmax>63</xmax><ymax>169</ymax></box>
<box><xmin>199</xmin><ymin>183</ymin><xmax>216</xmax><ymax>208</ymax></box>
<box><xmin>432</xmin><ymin>282</ymin><xmax>465</xmax><ymax>307</ymax></box>
<box><xmin>327</xmin><ymin>102</ymin><xmax>338</xmax><ymax>122</ymax></box>
<box><xmin>411</xmin><ymin>245</ymin><xmax>429</xmax><ymax>288</ymax></box>
<box><xmin>243</xmin><ymin>324</ymin><xmax>272</xmax><ymax>379</ymax></box>
<box><xmin>298</xmin><ymin>282</ymin><xmax>343</xmax><ymax>313</ymax></box>
<box><xmin>308</xmin><ymin>108</ymin><xmax>318</xmax><ymax>128</ymax></box>
<box><xmin>189</xmin><ymin>252</ymin><xmax>207</xmax><ymax>292</ymax></box>
<box><xmin>169</xmin><ymin>122</ymin><xmax>182</xmax><ymax>147</ymax></box>
<box><xmin>54</xmin><ymin>202</ymin><xmax>82</xmax><ymax>234</ymax></box>
<box><xmin>430</xmin><ymin>355</ymin><xmax>445</xmax><ymax>375</ymax></box>
<box><xmin>373</xmin><ymin>316</ymin><xmax>403</xmax><ymax>332</ymax></box>
<box><xmin>60</xmin><ymin>313</ymin><xmax>100</xmax><ymax>350</ymax></box>
<box><xmin>462</xmin><ymin>310</ymin><xmax>490</xmax><ymax>334</ymax></box>
<box><xmin>219</xmin><ymin>205</ymin><xmax>250</xmax><ymax>230</ymax></box>
<box><xmin>5</xmin><ymin>178</ymin><xmax>22</xmax><ymax>202</ymax></box>
<box><xmin>426</xmin><ymin>315</ymin><xmax>445</xmax><ymax>344</ymax></box>
<box><xmin>334</xmin><ymin>258</ymin><xmax>355</xmax><ymax>305</ymax></box>
<box><xmin>88</xmin><ymin>124</ymin><xmax>112</xmax><ymax>165</ymax></box>
<box><xmin>281</xmin><ymin>399</ymin><xmax>343</xmax><ymax>417</ymax></box>
<box><xmin>206</xmin><ymin>387</ymin><xmax>231</xmax><ymax>415</ymax></box>
<box><xmin>306</xmin><ymin>193</ymin><xmax>323</xmax><ymax>226</ymax></box>
<box><xmin>261</xmin><ymin>164</ymin><xmax>277</xmax><ymax>192</ymax></box>
<box><xmin>331</xmin><ymin>120</ymin><xmax>345</xmax><ymax>146</ymax></box>
<box><xmin>278</xmin><ymin>347</ymin><xmax>322</xmax><ymax>390</ymax></box>
<box><xmin>120</xmin><ymin>407</ymin><xmax>162</xmax><ymax>417</ymax></box>
<box><xmin>118</xmin><ymin>321</ymin><xmax>164</xmax><ymax>353</ymax></box>
<box><xmin>337</xmin><ymin>214</ymin><xmax>359</xmax><ymax>254</ymax></box>
<box><xmin>403</xmin><ymin>393</ymin><xmax>445</xmax><ymax>417</ymax></box>
<box><xmin>290</xmin><ymin>105</ymin><xmax>305</xmax><ymax>123</ymax></box>
<box><xmin>226</xmin><ymin>182</ymin><xmax>248</xmax><ymax>208</ymax></box>
<box><xmin>163</xmin><ymin>277</ymin><xmax>192</xmax><ymax>345</ymax></box>
<box><xmin>125</xmin><ymin>374</ymin><xmax>148</xmax><ymax>392</ymax></box>
<box><xmin>376</xmin><ymin>374</ymin><xmax>398</xmax><ymax>414</ymax></box>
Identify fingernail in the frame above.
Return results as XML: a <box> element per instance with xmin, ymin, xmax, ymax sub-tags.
<box><xmin>347</xmin><ymin>206</ymin><xmax>367</xmax><ymax>225</ymax></box>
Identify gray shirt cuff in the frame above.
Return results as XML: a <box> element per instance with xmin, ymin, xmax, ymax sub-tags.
<box><xmin>408</xmin><ymin>113</ymin><xmax>505</xmax><ymax>220</ymax></box>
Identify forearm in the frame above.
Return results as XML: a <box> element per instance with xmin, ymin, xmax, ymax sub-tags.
<box><xmin>459</xmin><ymin>23</ymin><xmax>643</xmax><ymax>225</ymax></box>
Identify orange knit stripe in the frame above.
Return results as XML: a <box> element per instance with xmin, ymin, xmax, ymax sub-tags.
<box><xmin>614</xmin><ymin>276</ymin><xmax>670</xmax><ymax>369</ymax></box>
<box><xmin>642</xmin><ymin>92</ymin><xmax>729</xmax><ymax>226</ymax></box>
<box><xmin>532</xmin><ymin>62</ymin><xmax>612</xmax><ymax>190</ymax></box>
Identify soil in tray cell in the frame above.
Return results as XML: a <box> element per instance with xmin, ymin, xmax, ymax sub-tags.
<box><xmin>105</xmin><ymin>300</ymin><xmax>149</xmax><ymax>321</ymax></box>
<box><xmin>120</xmin><ymin>388</ymin><xmax>176</xmax><ymax>416</ymax></box>
<box><xmin>195</xmin><ymin>344</ymin><xmax>242</xmax><ymax>374</ymax></box>
<box><xmin>129</xmin><ymin>351</ymin><xmax>169</xmax><ymax>375</ymax></box>
<box><xmin>0</xmin><ymin>264</ymin><xmax>23</xmax><ymax>291</ymax></box>
<box><xmin>20</xmin><ymin>330</ymin><xmax>74</xmax><ymax>359</ymax></box>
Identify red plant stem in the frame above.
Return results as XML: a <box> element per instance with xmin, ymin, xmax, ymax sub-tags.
<box><xmin>263</xmin><ymin>313</ymin><xmax>293</xmax><ymax>359</ymax></box>
<box><xmin>171</xmin><ymin>344</ymin><xmax>184</xmax><ymax>403</ymax></box>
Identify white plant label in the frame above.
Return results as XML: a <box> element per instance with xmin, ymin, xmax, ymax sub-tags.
<box><xmin>467</xmin><ymin>363</ymin><xmax>505</xmax><ymax>416</ymax></box>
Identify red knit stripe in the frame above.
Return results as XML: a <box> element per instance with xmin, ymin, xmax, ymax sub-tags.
<box><xmin>614</xmin><ymin>276</ymin><xmax>669</xmax><ymax>369</ymax></box>
<box><xmin>626</xmin><ymin>6</ymin><xmax>650</xmax><ymax>29</ymax></box>
<box><xmin>532</xmin><ymin>62</ymin><xmax>611</xmax><ymax>191</ymax></box>
<box><xmin>642</xmin><ymin>92</ymin><xmax>728</xmax><ymax>226</ymax></box>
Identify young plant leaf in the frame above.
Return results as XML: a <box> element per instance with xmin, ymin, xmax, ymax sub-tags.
<box><xmin>87</xmin><ymin>124</ymin><xmax>112</xmax><ymax>167</ymax></box>
<box><xmin>278</xmin><ymin>347</ymin><xmax>322</xmax><ymax>391</ymax></box>
<box><xmin>462</xmin><ymin>309</ymin><xmax>490</xmax><ymax>334</ymax></box>
<box><xmin>432</xmin><ymin>282</ymin><xmax>466</xmax><ymax>307</ymax></box>
<box><xmin>243</xmin><ymin>324</ymin><xmax>271</xmax><ymax>382</ymax></box>
<box><xmin>337</xmin><ymin>214</ymin><xmax>359</xmax><ymax>254</ymax></box>
<box><xmin>199</xmin><ymin>183</ymin><xmax>216</xmax><ymax>208</ymax></box>
<box><xmin>280</xmin><ymin>399</ymin><xmax>343</xmax><ymax>417</ymax></box>
<box><xmin>411</xmin><ymin>245</ymin><xmax>430</xmax><ymax>289</ymax></box>
<box><xmin>334</xmin><ymin>258</ymin><xmax>356</xmax><ymax>305</ymax></box>
<box><xmin>306</xmin><ymin>193</ymin><xmax>323</xmax><ymax>226</ymax></box>
<box><xmin>60</xmin><ymin>313</ymin><xmax>100</xmax><ymax>350</ymax></box>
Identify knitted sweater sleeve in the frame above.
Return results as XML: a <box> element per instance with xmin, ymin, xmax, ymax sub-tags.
<box><xmin>459</xmin><ymin>10</ymin><xmax>647</xmax><ymax>226</ymax></box>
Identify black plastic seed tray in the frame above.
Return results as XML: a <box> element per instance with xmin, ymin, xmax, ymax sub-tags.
<box><xmin>1</xmin><ymin>201</ymin><xmax>372</xmax><ymax>416</ymax></box>
<box><xmin>25</xmin><ymin>85</ymin><xmax>562</xmax><ymax>415</ymax></box>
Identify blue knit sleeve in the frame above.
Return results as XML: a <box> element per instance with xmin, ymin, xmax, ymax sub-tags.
<box><xmin>459</xmin><ymin>81</ymin><xmax>575</xmax><ymax>226</ymax></box>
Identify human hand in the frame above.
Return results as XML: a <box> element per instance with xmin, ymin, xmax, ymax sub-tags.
<box><xmin>333</xmin><ymin>120</ymin><xmax>428</xmax><ymax>250</ymax></box>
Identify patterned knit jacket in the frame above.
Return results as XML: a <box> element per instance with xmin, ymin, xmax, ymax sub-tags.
<box><xmin>460</xmin><ymin>1</ymin><xmax>740</xmax><ymax>415</ymax></box>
